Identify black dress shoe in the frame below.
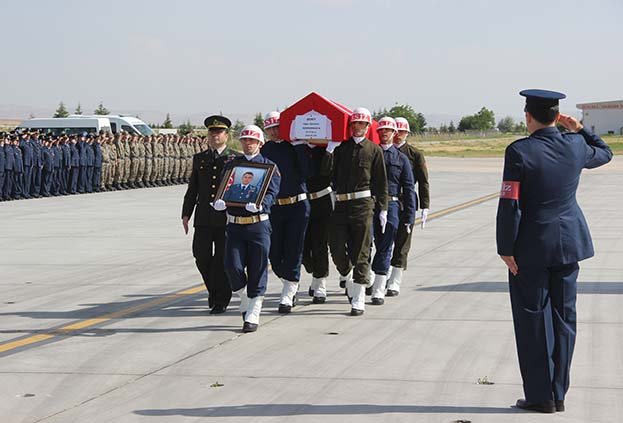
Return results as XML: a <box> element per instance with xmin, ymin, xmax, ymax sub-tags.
<box><xmin>339</xmin><ymin>280</ymin><xmax>346</xmax><ymax>289</ymax></box>
<box><xmin>365</xmin><ymin>286</ymin><xmax>373</xmax><ymax>296</ymax></box>
<box><xmin>312</xmin><ymin>296</ymin><xmax>326</xmax><ymax>304</ymax></box>
<box><xmin>515</xmin><ymin>399</ymin><xmax>555</xmax><ymax>413</ymax></box>
<box><xmin>308</xmin><ymin>287</ymin><xmax>314</xmax><ymax>297</ymax></box>
<box><xmin>350</xmin><ymin>308</ymin><xmax>364</xmax><ymax>316</ymax></box>
<box><xmin>278</xmin><ymin>304</ymin><xmax>292</xmax><ymax>314</ymax></box>
<box><xmin>371</xmin><ymin>297</ymin><xmax>384</xmax><ymax>305</ymax></box>
<box><xmin>242</xmin><ymin>322</ymin><xmax>258</xmax><ymax>333</ymax></box>
<box><xmin>209</xmin><ymin>305</ymin><xmax>226</xmax><ymax>315</ymax></box>
<box><xmin>555</xmin><ymin>400</ymin><xmax>564</xmax><ymax>412</ymax></box>
<box><xmin>386</xmin><ymin>289</ymin><xmax>399</xmax><ymax>297</ymax></box>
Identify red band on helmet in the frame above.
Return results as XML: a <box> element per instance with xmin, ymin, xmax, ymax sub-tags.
<box><xmin>241</xmin><ymin>130</ymin><xmax>261</xmax><ymax>139</ymax></box>
<box><xmin>396</xmin><ymin>122</ymin><xmax>409</xmax><ymax>130</ymax></box>
<box><xmin>264</xmin><ymin>117</ymin><xmax>279</xmax><ymax>127</ymax></box>
<box><xmin>351</xmin><ymin>113</ymin><xmax>371</xmax><ymax>122</ymax></box>
<box><xmin>500</xmin><ymin>181</ymin><xmax>520</xmax><ymax>200</ymax></box>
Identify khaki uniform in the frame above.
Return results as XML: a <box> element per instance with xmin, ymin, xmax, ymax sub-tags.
<box><xmin>155</xmin><ymin>139</ymin><xmax>164</xmax><ymax>183</ymax></box>
<box><xmin>114</xmin><ymin>140</ymin><xmax>128</xmax><ymax>185</ymax></box>
<box><xmin>101</xmin><ymin>143</ymin><xmax>111</xmax><ymax>189</ymax></box>
<box><xmin>144</xmin><ymin>141</ymin><xmax>153</xmax><ymax>184</ymax></box>
<box><xmin>123</xmin><ymin>139</ymin><xmax>131</xmax><ymax>184</ymax></box>
<box><xmin>108</xmin><ymin>141</ymin><xmax>118</xmax><ymax>187</ymax></box>
<box><xmin>129</xmin><ymin>140</ymin><xmax>141</xmax><ymax>184</ymax></box>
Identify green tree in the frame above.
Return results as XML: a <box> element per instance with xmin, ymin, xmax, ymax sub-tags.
<box><xmin>53</xmin><ymin>101</ymin><xmax>69</xmax><ymax>118</ymax></box>
<box><xmin>448</xmin><ymin>120</ymin><xmax>456</xmax><ymax>133</ymax></box>
<box><xmin>439</xmin><ymin>123</ymin><xmax>448</xmax><ymax>133</ymax></box>
<box><xmin>254</xmin><ymin>112</ymin><xmax>264</xmax><ymax>129</ymax></box>
<box><xmin>514</xmin><ymin>121</ymin><xmax>527</xmax><ymax>133</ymax></box>
<box><xmin>178</xmin><ymin>119</ymin><xmax>194</xmax><ymax>135</ymax></box>
<box><xmin>74</xmin><ymin>102</ymin><xmax>83</xmax><ymax>115</ymax></box>
<box><xmin>375</xmin><ymin>104</ymin><xmax>426</xmax><ymax>133</ymax></box>
<box><xmin>458</xmin><ymin>107</ymin><xmax>495</xmax><ymax>131</ymax></box>
<box><xmin>497</xmin><ymin>116</ymin><xmax>515</xmax><ymax>133</ymax></box>
<box><xmin>162</xmin><ymin>113</ymin><xmax>173</xmax><ymax>129</ymax></box>
<box><xmin>94</xmin><ymin>101</ymin><xmax>110</xmax><ymax>115</ymax></box>
<box><xmin>232</xmin><ymin>119</ymin><xmax>245</xmax><ymax>135</ymax></box>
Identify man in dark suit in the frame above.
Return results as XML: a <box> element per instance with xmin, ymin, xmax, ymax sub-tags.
<box><xmin>496</xmin><ymin>89</ymin><xmax>613</xmax><ymax>413</ymax></box>
<box><xmin>182</xmin><ymin>115</ymin><xmax>240</xmax><ymax>314</ymax></box>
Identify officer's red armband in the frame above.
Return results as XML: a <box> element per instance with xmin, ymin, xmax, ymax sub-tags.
<box><xmin>500</xmin><ymin>181</ymin><xmax>520</xmax><ymax>200</ymax></box>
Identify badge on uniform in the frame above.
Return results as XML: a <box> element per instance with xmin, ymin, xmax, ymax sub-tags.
<box><xmin>500</xmin><ymin>181</ymin><xmax>520</xmax><ymax>200</ymax></box>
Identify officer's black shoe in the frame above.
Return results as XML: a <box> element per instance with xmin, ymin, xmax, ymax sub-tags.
<box><xmin>350</xmin><ymin>308</ymin><xmax>364</xmax><ymax>316</ymax></box>
<box><xmin>371</xmin><ymin>297</ymin><xmax>384</xmax><ymax>305</ymax></box>
<box><xmin>515</xmin><ymin>399</ymin><xmax>556</xmax><ymax>413</ymax></box>
<box><xmin>365</xmin><ymin>286</ymin><xmax>373</xmax><ymax>296</ymax></box>
<box><xmin>339</xmin><ymin>280</ymin><xmax>346</xmax><ymax>289</ymax></box>
<box><xmin>555</xmin><ymin>400</ymin><xmax>564</xmax><ymax>412</ymax></box>
<box><xmin>386</xmin><ymin>289</ymin><xmax>399</xmax><ymax>297</ymax></box>
<box><xmin>278</xmin><ymin>304</ymin><xmax>292</xmax><ymax>314</ymax></box>
<box><xmin>308</xmin><ymin>287</ymin><xmax>314</xmax><ymax>297</ymax></box>
<box><xmin>210</xmin><ymin>305</ymin><xmax>227</xmax><ymax>315</ymax></box>
<box><xmin>312</xmin><ymin>296</ymin><xmax>326</xmax><ymax>304</ymax></box>
<box><xmin>242</xmin><ymin>322</ymin><xmax>258</xmax><ymax>333</ymax></box>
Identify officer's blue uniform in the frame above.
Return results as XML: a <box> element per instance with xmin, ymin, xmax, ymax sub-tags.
<box><xmin>93</xmin><ymin>142</ymin><xmax>102</xmax><ymax>192</ymax></box>
<box><xmin>77</xmin><ymin>140</ymin><xmax>88</xmax><ymax>193</ymax></box>
<box><xmin>51</xmin><ymin>144</ymin><xmax>62</xmax><ymax>195</ymax></box>
<box><xmin>19</xmin><ymin>138</ymin><xmax>33</xmax><ymax>199</ymax></box>
<box><xmin>223</xmin><ymin>154</ymin><xmax>280</xmax><ymax>298</ymax></box>
<box><xmin>61</xmin><ymin>142</ymin><xmax>71</xmax><ymax>194</ymax></box>
<box><xmin>372</xmin><ymin>145</ymin><xmax>416</xmax><ymax>275</ymax></box>
<box><xmin>496</xmin><ymin>115</ymin><xmax>613</xmax><ymax>403</ymax></box>
<box><xmin>32</xmin><ymin>137</ymin><xmax>43</xmax><ymax>196</ymax></box>
<box><xmin>85</xmin><ymin>142</ymin><xmax>95</xmax><ymax>193</ymax></box>
<box><xmin>12</xmin><ymin>144</ymin><xmax>24</xmax><ymax>199</ymax></box>
<box><xmin>0</xmin><ymin>143</ymin><xmax>5</xmax><ymax>200</ymax></box>
<box><xmin>260</xmin><ymin>141</ymin><xmax>311</xmax><ymax>283</ymax></box>
<box><xmin>224</xmin><ymin>183</ymin><xmax>259</xmax><ymax>202</ymax></box>
<box><xmin>3</xmin><ymin>143</ymin><xmax>15</xmax><ymax>200</ymax></box>
<box><xmin>69</xmin><ymin>142</ymin><xmax>80</xmax><ymax>194</ymax></box>
<box><xmin>41</xmin><ymin>145</ymin><xmax>54</xmax><ymax>197</ymax></box>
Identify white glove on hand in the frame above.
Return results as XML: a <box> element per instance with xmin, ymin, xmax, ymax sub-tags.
<box><xmin>291</xmin><ymin>140</ymin><xmax>306</xmax><ymax>146</ymax></box>
<box><xmin>421</xmin><ymin>208</ymin><xmax>429</xmax><ymax>229</ymax></box>
<box><xmin>379</xmin><ymin>210</ymin><xmax>388</xmax><ymax>234</ymax></box>
<box><xmin>326</xmin><ymin>141</ymin><xmax>341</xmax><ymax>154</ymax></box>
<box><xmin>212</xmin><ymin>199</ymin><xmax>226</xmax><ymax>211</ymax></box>
<box><xmin>245</xmin><ymin>203</ymin><xmax>262</xmax><ymax>213</ymax></box>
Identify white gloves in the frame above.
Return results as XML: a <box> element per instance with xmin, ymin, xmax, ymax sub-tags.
<box><xmin>291</xmin><ymin>140</ymin><xmax>306</xmax><ymax>146</ymax></box>
<box><xmin>245</xmin><ymin>203</ymin><xmax>262</xmax><ymax>213</ymax></box>
<box><xmin>379</xmin><ymin>210</ymin><xmax>388</xmax><ymax>234</ymax></box>
<box><xmin>326</xmin><ymin>141</ymin><xmax>341</xmax><ymax>154</ymax></box>
<box><xmin>421</xmin><ymin>208</ymin><xmax>429</xmax><ymax>229</ymax></box>
<box><xmin>212</xmin><ymin>199</ymin><xmax>226</xmax><ymax>211</ymax></box>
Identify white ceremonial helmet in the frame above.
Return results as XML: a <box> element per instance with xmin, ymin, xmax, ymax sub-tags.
<box><xmin>395</xmin><ymin>117</ymin><xmax>410</xmax><ymax>133</ymax></box>
<box><xmin>239</xmin><ymin>125</ymin><xmax>265</xmax><ymax>143</ymax></box>
<box><xmin>376</xmin><ymin>116</ymin><xmax>397</xmax><ymax>131</ymax></box>
<box><xmin>263</xmin><ymin>111</ymin><xmax>280</xmax><ymax>129</ymax></box>
<box><xmin>350</xmin><ymin>107</ymin><xmax>372</xmax><ymax>124</ymax></box>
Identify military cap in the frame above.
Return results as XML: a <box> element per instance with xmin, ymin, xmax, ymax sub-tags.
<box><xmin>520</xmin><ymin>89</ymin><xmax>566</xmax><ymax>114</ymax></box>
<box><xmin>204</xmin><ymin>115</ymin><xmax>231</xmax><ymax>130</ymax></box>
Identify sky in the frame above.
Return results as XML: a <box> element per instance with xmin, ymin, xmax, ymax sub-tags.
<box><xmin>1</xmin><ymin>0</ymin><xmax>622</xmax><ymax>126</ymax></box>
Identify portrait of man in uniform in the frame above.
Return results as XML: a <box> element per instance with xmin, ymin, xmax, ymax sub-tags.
<box><xmin>218</xmin><ymin>163</ymin><xmax>273</xmax><ymax>208</ymax></box>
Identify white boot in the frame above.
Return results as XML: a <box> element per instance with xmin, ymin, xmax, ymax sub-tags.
<box><xmin>243</xmin><ymin>296</ymin><xmax>264</xmax><ymax>332</ymax></box>
<box><xmin>350</xmin><ymin>283</ymin><xmax>365</xmax><ymax>315</ymax></box>
<box><xmin>235</xmin><ymin>287</ymin><xmax>249</xmax><ymax>315</ymax></box>
<box><xmin>371</xmin><ymin>274</ymin><xmax>387</xmax><ymax>305</ymax></box>
<box><xmin>339</xmin><ymin>269</ymin><xmax>352</xmax><ymax>288</ymax></box>
<box><xmin>386</xmin><ymin>266</ymin><xmax>403</xmax><ymax>296</ymax></box>
<box><xmin>279</xmin><ymin>280</ymin><xmax>298</xmax><ymax>313</ymax></box>
<box><xmin>313</xmin><ymin>277</ymin><xmax>327</xmax><ymax>303</ymax></box>
<box><xmin>309</xmin><ymin>277</ymin><xmax>321</xmax><ymax>297</ymax></box>
<box><xmin>367</xmin><ymin>269</ymin><xmax>375</xmax><ymax>288</ymax></box>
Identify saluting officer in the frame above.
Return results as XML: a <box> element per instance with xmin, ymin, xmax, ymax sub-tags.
<box><xmin>325</xmin><ymin>107</ymin><xmax>388</xmax><ymax>316</ymax></box>
<box><xmin>496</xmin><ymin>89</ymin><xmax>613</xmax><ymax>413</ymax></box>
<box><xmin>182</xmin><ymin>116</ymin><xmax>240</xmax><ymax>314</ymax></box>
<box><xmin>369</xmin><ymin>117</ymin><xmax>415</xmax><ymax>305</ymax></box>
<box><xmin>213</xmin><ymin>125</ymin><xmax>280</xmax><ymax>333</ymax></box>
<box><xmin>386</xmin><ymin>117</ymin><xmax>431</xmax><ymax>296</ymax></box>
<box><xmin>260</xmin><ymin>111</ymin><xmax>311</xmax><ymax>313</ymax></box>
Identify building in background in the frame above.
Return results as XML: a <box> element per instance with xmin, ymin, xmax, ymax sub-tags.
<box><xmin>576</xmin><ymin>100</ymin><xmax>623</xmax><ymax>135</ymax></box>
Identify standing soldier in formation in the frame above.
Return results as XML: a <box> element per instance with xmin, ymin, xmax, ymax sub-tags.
<box><xmin>51</xmin><ymin>136</ymin><xmax>62</xmax><ymax>196</ymax></box>
<box><xmin>369</xmin><ymin>117</ymin><xmax>415</xmax><ymax>305</ymax></box>
<box><xmin>69</xmin><ymin>135</ymin><xmax>80</xmax><ymax>194</ymax></box>
<box><xmin>324</xmin><ymin>107</ymin><xmax>388</xmax><ymax>316</ymax></box>
<box><xmin>185</xmin><ymin>138</ymin><xmax>193</xmax><ymax>182</ymax></box>
<box><xmin>19</xmin><ymin>131</ymin><xmax>33</xmax><ymax>199</ymax></box>
<box><xmin>93</xmin><ymin>135</ymin><xmax>103</xmax><ymax>193</ymax></box>
<box><xmin>101</xmin><ymin>136</ymin><xmax>111</xmax><ymax>191</ymax></box>
<box><xmin>178</xmin><ymin>137</ymin><xmax>187</xmax><ymax>184</ymax></box>
<box><xmin>0</xmin><ymin>135</ymin><xmax>6</xmax><ymax>201</ymax></box>
<box><xmin>212</xmin><ymin>125</ymin><xmax>280</xmax><ymax>332</ymax></box>
<box><xmin>12</xmin><ymin>136</ymin><xmax>25</xmax><ymax>199</ymax></box>
<box><xmin>3</xmin><ymin>135</ymin><xmax>15</xmax><ymax>200</ymax></box>
<box><xmin>113</xmin><ymin>134</ymin><xmax>125</xmax><ymax>190</ymax></box>
<box><xmin>122</xmin><ymin>133</ymin><xmax>132</xmax><ymax>188</ymax></box>
<box><xmin>41</xmin><ymin>136</ymin><xmax>54</xmax><ymax>197</ymax></box>
<box><xmin>155</xmin><ymin>135</ymin><xmax>165</xmax><ymax>186</ymax></box>
<box><xmin>143</xmin><ymin>135</ymin><xmax>154</xmax><ymax>187</ymax></box>
<box><xmin>260</xmin><ymin>111</ymin><xmax>311</xmax><ymax>313</ymax></box>
<box><xmin>61</xmin><ymin>136</ymin><xmax>71</xmax><ymax>195</ymax></box>
<box><xmin>497</xmin><ymin>90</ymin><xmax>612</xmax><ymax>413</ymax></box>
<box><xmin>182</xmin><ymin>116</ymin><xmax>240</xmax><ymax>314</ymax></box>
<box><xmin>386</xmin><ymin>117</ymin><xmax>431</xmax><ymax>296</ymax></box>
<box><xmin>108</xmin><ymin>136</ymin><xmax>119</xmax><ymax>190</ymax></box>
<box><xmin>85</xmin><ymin>135</ymin><xmax>95</xmax><ymax>193</ymax></box>
<box><xmin>129</xmin><ymin>134</ymin><xmax>141</xmax><ymax>189</ymax></box>
<box><xmin>31</xmin><ymin>131</ymin><xmax>43</xmax><ymax>198</ymax></box>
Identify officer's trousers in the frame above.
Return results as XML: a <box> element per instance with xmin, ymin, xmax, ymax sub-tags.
<box><xmin>23</xmin><ymin>166</ymin><xmax>32</xmax><ymax>198</ymax></box>
<box><xmin>13</xmin><ymin>171</ymin><xmax>24</xmax><ymax>198</ymax></box>
<box><xmin>509</xmin><ymin>262</ymin><xmax>579</xmax><ymax>403</ymax></box>
<box><xmin>69</xmin><ymin>167</ymin><xmax>79</xmax><ymax>193</ymax></box>
<box><xmin>32</xmin><ymin>166</ymin><xmax>42</xmax><ymax>196</ymax></box>
<box><xmin>224</xmin><ymin>220</ymin><xmax>271</xmax><ymax>298</ymax></box>
<box><xmin>391</xmin><ymin>213</ymin><xmax>415</xmax><ymax>269</ymax></box>
<box><xmin>0</xmin><ymin>172</ymin><xmax>5</xmax><ymax>199</ymax></box>
<box><xmin>3</xmin><ymin>170</ymin><xmax>13</xmax><ymax>199</ymax></box>
<box><xmin>329</xmin><ymin>198</ymin><xmax>374</xmax><ymax>285</ymax></box>
<box><xmin>93</xmin><ymin>166</ymin><xmax>102</xmax><ymax>192</ymax></box>
<box><xmin>86</xmin><ymin>166</ymin><xmax>94</xmax><ymax>192</ymax></box>
<box><xmin>192</xmin><ymin>226</ymin><xmax>231</xmax><ymax>308</ymax></box>
<box><xmin>269</xmin><ymin>201</ymin><xmax>310</xmax><ymax>282</ymax></box>
<box><xmin>78</xmin><ymin>166</ymin><xmax>87</xmax><ymax>192</ymax></box>
<box><xmin>372</xmin><ymin>201</ymin><xmax>400</xmax><ymax>275</ymax></box>
<box><xmin>42</xmin><ymin>168</ymin><xmax>53</xmax><ymax>196</ymax></box>
<box><xmin>303</xmin><ymin>213</ymin><xmax>331</xmax><ymax>279</ymax></box>
<box><xmin>51</xmin><ymin>168</ymin><xmax>60</xmax><ymax>195</ymax></box>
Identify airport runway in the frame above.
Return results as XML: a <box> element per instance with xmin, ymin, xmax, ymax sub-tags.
<box><xmin>0</xmin><ymin>157</ymin><xmax>621</xmax><ymax>423</ymax></box>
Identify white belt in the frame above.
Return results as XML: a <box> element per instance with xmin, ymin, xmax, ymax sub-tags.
<box><xmin>335</xmin><ymin>189</ymin><xmax>372</xmax><ymax>202</ymax></box>
<box><xmin>308</xmin><ymin>186</ymin><xmax>332</xmax><ymax>200</ymax></box>
<box><xmin>226</xmin><ymin>214</ymin><xmax>269</xmax><ymax>225</ymax></box>
<box><xmin>389</xmin><ymin>196</ymin><xmax>400</xmax><ymax>201</ymax></box>
<box><xmin>276</xmin><ymin>193</ymin><xmax>308</xmax><ymax>206</ymax></box>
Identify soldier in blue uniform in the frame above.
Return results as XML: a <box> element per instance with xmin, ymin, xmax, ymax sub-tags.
<box><xmin>41</xmin><ymin>137</ymin><xmax>54</xmax><ymax>197</ymax></box>
<box><xmin>51</xmin><ymin>137</ymin><xmax>63</xmax><ymax>196</ymax></box>
<box><xmin>182</xmin><ymin>115</ymin><xmax>240</xmax><ymax>314</ymax></box>
<box><xmin>369</xmin><ymin>117</ymin><xmax>416</xmax><ymax>305</ymax></box>
<box><xmin>3</xmin><ymin>135</ymin><xmax>15</xmax><ymax>200</ymax></box>
<box><xmin>260</xmin><ymin>111</ymin><xmax>311</xmax><ymax>313</ymax></box>
<box><xmin>69</xmin><ymin>135</ymin><xmax>80</xmax><ymax>194</ymax></box>
<box><xmin>496</xmin><ymin>89</ymin><xmax>613</xmax><ymax>413</ymax></box>
<box><xmin>0</xmin><ymin>135</ymin><xmax>5</xmax><ymax>201</ymax></box>
<box><xmin>12</xmin><ymin>136</ymin><xmax>25</xmax><ymax>199</ymax></box>
<box><xmin>31</xmin><ymin>131</ymin><xmax>43</xmax><ymax>198</ymax></box>
<box><xmin>85</xmin><ymin>135</ymin><xmax>95</xmax><ymax>193</ymax></box>
<box><xmin>19</xmin><ymin>131</ymin><xmax>34</xmax><ymax>199</ymax></box>
<box><xmin>77</xmin><ymin>133</ymin><xmax>88</xmax><ymax>193</ymax></box>
<box><xmin>93</xmin><ymin>135</ymin><xmax>103</xmax><ymax>192</ymax></box>
<box><xmin>213</xmin><ymin>125</ymin><xmax>280</xmax><ymax>332</ymax></box>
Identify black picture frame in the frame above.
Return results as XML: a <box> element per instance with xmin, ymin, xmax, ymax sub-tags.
<box><xmin>216</xmin><ymin>162</ymin><xmax>276</xmax><ymax>208</ymax></box>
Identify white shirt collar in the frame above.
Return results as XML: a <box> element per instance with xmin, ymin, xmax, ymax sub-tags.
<box><xmin>353</xmin><ymin>136</ymin><xmax>365</xmax><ymax>144</ymax></box>
<box><xmin>215</xmin><ymin>145</ymin><xmax>227</xmax><ymax>155</ymax></box>
<box><xmin>394</xmin><ymin>140</ymin><xmax>406</xmax><ymax>149</ymax></box>
<box><xmin>380</xmin><ymin>143</ymin><xmax>393</xmax><ymax>151</ymax></box>
<box><xmin>244</xmin><ymin>153</ymin><xmax>259</xmax><ymax>160</ymax></box>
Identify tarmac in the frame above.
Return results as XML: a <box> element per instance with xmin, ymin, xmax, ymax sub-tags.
<box><xmin>0</xmin><ymin>156</ymin><xmax>621</xmax><ymax>423</ymax></box>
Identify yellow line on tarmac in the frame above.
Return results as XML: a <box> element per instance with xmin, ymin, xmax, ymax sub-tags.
<box><xmin>0</xmin><ymin>193</ymin><xmax>499</xmax><ymax>355</ymax></box>
<box><xmin>0</xmin><ymin>285</ymin><xmax>205</xmax><ymax>354</ymax></box>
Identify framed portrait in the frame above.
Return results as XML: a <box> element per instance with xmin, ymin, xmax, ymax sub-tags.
<box><xmin>216</xmin><ymin>162</ymin><xmax>276</xmax><ymax>208</ymax></box>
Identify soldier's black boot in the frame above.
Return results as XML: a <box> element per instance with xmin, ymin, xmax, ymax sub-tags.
<box><xmin>242</xmin><ymin>322</ymin><xmax>258</xmax><ymax>332</ymax></box>
<box><xmin>515</xmin><ymin>399</ymin><xmax>555</xmax><ymax>413</ymax></box>
<box><xmin>555</xmin><ymin>400</ymin><xmax>564</xmax><ymax>412</ymax></box>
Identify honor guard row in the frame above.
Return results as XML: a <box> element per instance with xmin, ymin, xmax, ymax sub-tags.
<box><xmin>181</xmin><ymin>108</ymin><xmax>430</xmax><ymax>331</ymax></box>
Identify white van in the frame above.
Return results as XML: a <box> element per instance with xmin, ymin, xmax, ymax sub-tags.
<box><xmin>69</xmin><ymin>114</ymin><xmax>154</xmax><ymax>136</ymax></box>
<box><xmin>18</xmin><ymin>117</ymin><xmax>112</xmax><ymax>136</ymax></box>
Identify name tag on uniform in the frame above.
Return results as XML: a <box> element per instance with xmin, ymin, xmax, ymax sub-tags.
<box><xmin>500</xmin><ymin>181</ymin><xmax>520</xmax><ymax>200</ymax></box>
